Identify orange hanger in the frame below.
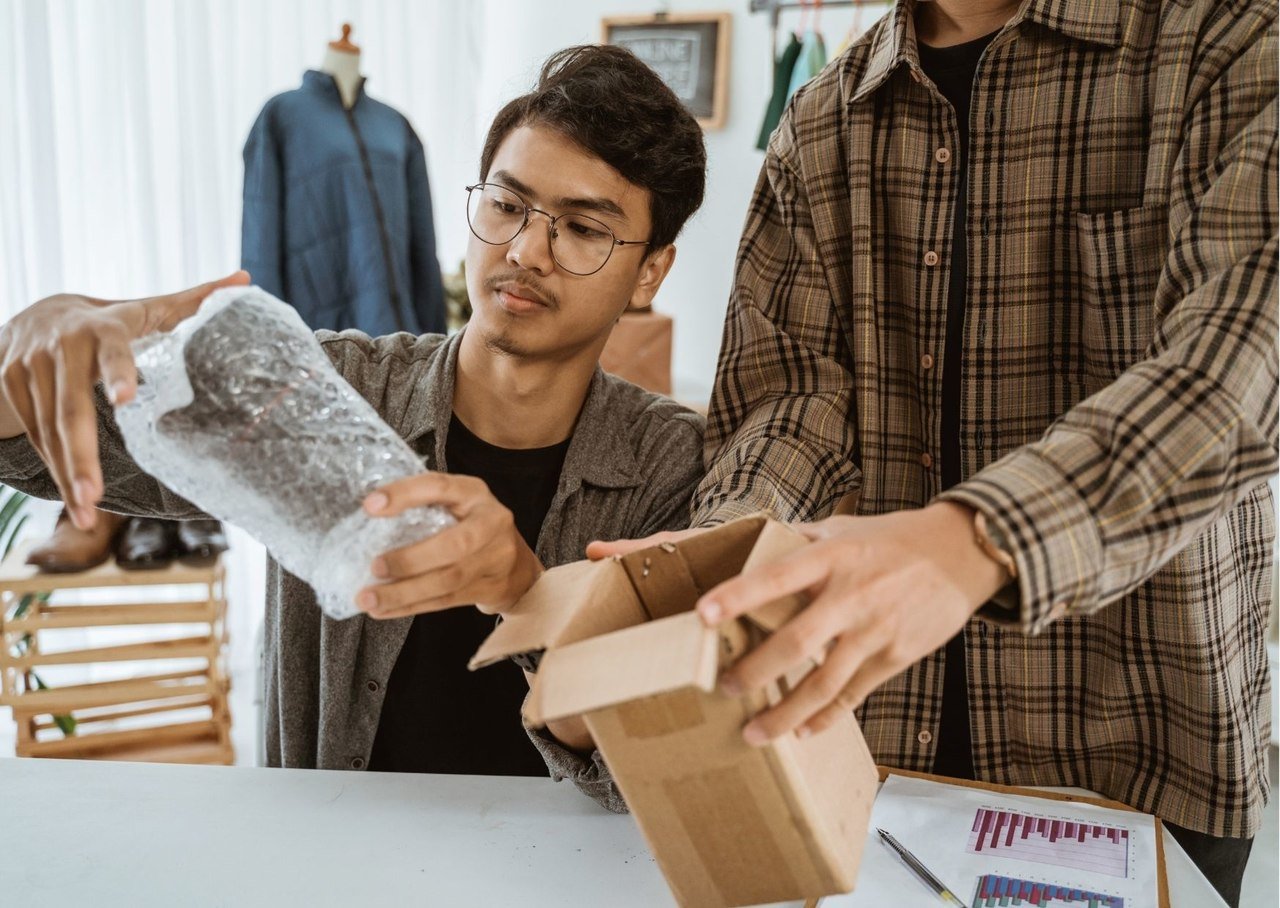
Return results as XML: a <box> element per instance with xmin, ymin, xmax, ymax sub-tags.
<box><xmin>329</xmin><ymin>23</ymin><xmax>360</xmax><ymax>54</ymax></box>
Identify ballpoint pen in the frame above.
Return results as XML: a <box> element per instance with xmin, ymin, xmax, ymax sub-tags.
<box><xmin>876</xmin><ymin>827</ymin><xmax>967</xmax><ymax>906</ymax></box>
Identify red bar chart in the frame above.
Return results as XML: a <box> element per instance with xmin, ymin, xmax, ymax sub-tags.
<box><xmin>966</xmin><ymin>808</ymin><xmax>1130</xmax><ymax>878</ymax></box>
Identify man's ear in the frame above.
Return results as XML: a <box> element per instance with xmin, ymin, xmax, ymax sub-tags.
<box><xmin>627</xmin><ymin>245</ymin><xmax>677</xmax><ymax>311</ymax></box>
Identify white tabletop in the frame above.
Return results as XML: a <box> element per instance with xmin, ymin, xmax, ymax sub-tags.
<box><xmin>0</xmin><ymin>759</ymin><xmax>1223</xmax><ymax>907</ymax></box>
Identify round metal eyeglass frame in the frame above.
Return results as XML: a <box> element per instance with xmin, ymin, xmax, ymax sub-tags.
<box><xmin>464</xmin><ymin>182</ymin><xmax>651</xmax><ymax>276</ymax></box>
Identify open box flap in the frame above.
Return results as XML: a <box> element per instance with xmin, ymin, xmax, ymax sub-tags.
<box><xmin>524</xmin><ymin>610</ymin><xmax>721</xmax><ymax>726</ymax></box>
<box><xmin>619</xmin><ymin>514</ymin><xmax>768</xmax><ymax>604</ymax></box>
<box><xmin>469</xmin><ymin>559</ymin><xmax>645</xmax><ymax>670</ymax></box>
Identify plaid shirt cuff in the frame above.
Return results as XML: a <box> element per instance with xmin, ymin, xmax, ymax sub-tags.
<box><xmin>691</xmin><ymin>496</ymin><xmax>771</xmax><ymax>529</ymax></box>
<box><xmin>937</xmin><ymin>445</ymin><xmax>1105</xmax><ymax>636</ymax></box>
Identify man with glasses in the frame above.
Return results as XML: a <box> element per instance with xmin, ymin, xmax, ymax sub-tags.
<box><xmin>0</xmin><ymin>44</ymin><xmax>706</xmax><ymax>801</ymax></box>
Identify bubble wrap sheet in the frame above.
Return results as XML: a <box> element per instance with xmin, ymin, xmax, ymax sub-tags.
<box><xmin>115</xmin><ymin>286</ymin><xmax>454</xmax><ymax>619</ymax></box>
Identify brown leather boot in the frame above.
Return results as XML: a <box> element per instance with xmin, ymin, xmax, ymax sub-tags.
<box><xmin>26</xmin><ymin>508</ymin><xmax>124</xmax><ymax>573</ymax></box>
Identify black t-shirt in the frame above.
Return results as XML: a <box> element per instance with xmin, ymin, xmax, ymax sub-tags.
<box><xmin>917</xmin><ymin>28</ymin><xmax>1000</xmax><ymax>781</ymax></box>
<box><xmin>367</xmin><ymin>414</ymin><xmax>570</xmax><ymax>775</ymax></box>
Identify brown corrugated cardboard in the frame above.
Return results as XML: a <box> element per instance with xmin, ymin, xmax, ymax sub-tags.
<box><xmin>471</xmin><ymin>516</ymin><xmax>879</xmax><ymax>907</ymax></box>
<box><xmin>600</xmin><ymin>310</ymin><xmax>673</xmax><ymax>396</ymax></box>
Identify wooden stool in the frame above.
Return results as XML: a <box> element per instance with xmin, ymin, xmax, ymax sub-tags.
<box><xmin>0</xmin><ymin>544</ymin><xmax>233</xmax><ymax>765</ymax></box>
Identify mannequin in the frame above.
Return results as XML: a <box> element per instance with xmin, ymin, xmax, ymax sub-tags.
<box><xmin>320</xmin><ymin>23</ymin><xmax>363</xmax><ymax>109</ymax></box>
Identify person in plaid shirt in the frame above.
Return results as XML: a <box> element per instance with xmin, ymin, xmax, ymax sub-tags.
<box><xmin>601</xmin><ymin>0</ymin><xmax>1276</xmax><ymax>903</ymax></box>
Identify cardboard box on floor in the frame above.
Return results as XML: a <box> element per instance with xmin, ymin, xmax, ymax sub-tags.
<box><xmin>470</xmin><ymin>515</ymin><xmax>879</xmax><ymax>907</ymax></box>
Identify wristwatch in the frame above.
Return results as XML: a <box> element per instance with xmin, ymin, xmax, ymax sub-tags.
<box><xmin>973</xmin><ymin>509</ymin><xmax>1018</xmax><ymax>581</ymax></box>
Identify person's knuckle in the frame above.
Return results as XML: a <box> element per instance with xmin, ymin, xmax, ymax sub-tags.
<box><xmin>1</xmin><ymin>361</ymin><xmax>24</xmax><ymax>391</ymax></box>
<box><xmin>428</xmin><ymin>565</ymin><xmax>457</xmax><ymax>591</ymax></box>
<box><xmin>834</xmin><ymin>683</ymin><xmax>861</xmax><ymax>709</ymax></box>
<box><xmin>22</xmin><ymin>348</ymin><xmax>49</xmax><ymax>373</ymax></box>
<box><xmin>775</xmin><ymin>630</ymin><xmax>811</xmax><ymax>664</ymax></box>
<box><xmin>57</xmin><ymin>395</ymin><xmax>85</xmax><ymax>422</ymax></box>
<box><xmin>809</xmin><ymin>668</ymin><xmax>844</xmax><ymax>702</ymax></box>
<box><xmin>464</xmin><ymin>522</ymin><xmax>490</xmax><ymax>553</ymax></box>
<box><xmin>381</xmin><ymin>551</ymin><xmax>406</xmax><ymax>577</ymax></box>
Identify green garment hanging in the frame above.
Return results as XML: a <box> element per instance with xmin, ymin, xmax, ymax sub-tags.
<box><xmin>756</xmin><ymin>33</ymin><xmax>802</xmax><ymax>151</ymax></box>
<box><xmin>786</xmin><ymin>28</ymin><xmax>828</xmax><ymax>98</ymax></box>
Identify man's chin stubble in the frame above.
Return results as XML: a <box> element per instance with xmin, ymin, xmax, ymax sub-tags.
<box><xmin>481</xmin><ymin>326</ymin><xmax>526</xmax><ymax>358</ymax></box>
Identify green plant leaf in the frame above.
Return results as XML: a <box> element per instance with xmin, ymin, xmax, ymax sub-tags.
<box><xmin>0</xmin><ymin>487</ymin><xmax>30</xmax><ymax>542</ymax></box>
<box><xmin>29</xmin><ymin>672</ymin><xmax>78</xmax><ymax>736</ymax></box>
<box><xmin>3</xmin><ymin>513</ymin><xmax>29</xmax><ymax>559</ymax></box>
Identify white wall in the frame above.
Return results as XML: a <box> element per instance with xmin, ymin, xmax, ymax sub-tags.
<box><xmin>476</xmin><ymin>0</ymin><xmax>890</xmax><ymax>404</ymax></box>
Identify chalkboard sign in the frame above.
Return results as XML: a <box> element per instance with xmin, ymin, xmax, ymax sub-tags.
<box><xmin>602</xmin><ymin>13</ymin><xmax>731</xmax><ymax>129</ymax></box>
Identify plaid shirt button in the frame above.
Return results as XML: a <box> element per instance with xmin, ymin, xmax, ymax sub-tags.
<box><xmin>920</xmin><ymin>353</ymin><xmax>935</xmax><ymax>370</ymax></box>
<box><xmin>920</xmin><ymin>452</ymin><xmax>934</xmax><ymax>468</ymax></box>
<box><xmin>917</xmin><ymin>730</ymin><xmax>933</xmax><ymax>745</ymax></box>
<box><xmin>923</xmin><ymin>250</ymin><xmax>940</xmax><ymax>266</ymax></box>
<box><xmin>935</xmin><ymin>147</ymin><xmax>951</xmax><ymax>163</ymax></box>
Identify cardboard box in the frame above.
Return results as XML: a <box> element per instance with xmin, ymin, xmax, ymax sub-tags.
<box><xmin>471</xmin><ymin>516</ymin><xmax>879</xmax><ymax>907</ymax></box>
<box><xmin>600</xmin><ymin>310</ymin><xmax>673</xmax><ymax>396</ymax></box>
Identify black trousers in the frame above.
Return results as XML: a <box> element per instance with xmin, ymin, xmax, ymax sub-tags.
<box><xmin>1164</xmin><ymin>821</ymin><xmax>1254</xmax><ymax>908</ymax></box>
<box><xmin>933</xmin><ymin>632</ymin><xmax>1255</xmax><ymax>908</ymax></box>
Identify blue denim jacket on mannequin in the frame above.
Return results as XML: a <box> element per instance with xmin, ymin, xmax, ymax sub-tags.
<box><xmin>242</xmin><ymin>70</ymin><xmax>446</xmax><ymax>336</ymax></box>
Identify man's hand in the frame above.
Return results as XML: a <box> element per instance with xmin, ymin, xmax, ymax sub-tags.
<box><xmin>0</xmin><ymin>271</ymin><xmax>250</xmax><ymax>529</ymax></box>
<box><xmin>357</xmin><ymin>473</ymin><xmax>544</xmax><ymax>619</ymax></box>
<box><xmin>701</xmin><ymin>501</ymin><xmax>1011</xmax><ymax>744</ymax></box>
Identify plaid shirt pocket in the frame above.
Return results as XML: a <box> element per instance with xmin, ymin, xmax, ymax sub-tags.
<box><xmin>1073</xmin><ymin>204</ymin><xmax>1167</xmax><ymax>395</ymax></box>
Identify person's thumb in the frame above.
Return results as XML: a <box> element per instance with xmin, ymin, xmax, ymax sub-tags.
<box><xmin>144</xmin><ymin>270</ymin><xmax>251</xmax><ymax>332</ymax></box>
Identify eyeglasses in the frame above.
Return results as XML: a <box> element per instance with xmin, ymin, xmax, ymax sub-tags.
<box><xmin>465</xmin><ymin>182</ymin><xmax>651</xmax><ymax>276</ymax></box>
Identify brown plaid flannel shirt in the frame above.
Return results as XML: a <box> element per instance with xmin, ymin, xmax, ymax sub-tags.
<box><xmin>694</xmin><ymin>0</ymin><xmax>1277</xmax><ymax>837</ymax></box>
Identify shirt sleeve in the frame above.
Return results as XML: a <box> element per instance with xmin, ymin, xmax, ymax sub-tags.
<box><xmin>0</xmin><ymin>386</ymin><xmax>207</xmax><ymax>520</ymax></box>
<box><xmin>633</xmin><ymin>409</ymin><xmax>705</xmax><ymax>538</ymax></box>
<box><xmin>523</xmin><ymin>719</ymin><xmax>628</xmax><ymax>814</ymax></box>
<box><xmin>938</xmin><ymin>12</ymin><xmax>1279</xmax><ymax>635</ymax></box>
<box><xmin>692</xmin><ymin>100</ymin><xmax>862</xmax><ymax>528</ymax></box>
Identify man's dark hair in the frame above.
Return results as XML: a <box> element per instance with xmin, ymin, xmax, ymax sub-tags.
<box><xmin>479</xmin><ymin>44</ymin><xmax>707</xmax><ymax>251</ymax></box>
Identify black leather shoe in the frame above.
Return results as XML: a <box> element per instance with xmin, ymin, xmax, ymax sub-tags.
<box><xmin>115</xmin><ymin>517</ymin><xmax>178</xmax><ymax>571</ymax></box>
<box><xmin>26</xmin><ymin>508</ymin><xmax>124</xmax><ymax>573</ymax></box>
<box><xmin>175</xmin><ymin>519</ymin><xmax>228</xmax><ymax>566</ymax></box>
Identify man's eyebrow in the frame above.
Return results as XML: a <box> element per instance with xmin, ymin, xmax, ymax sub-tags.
<box><xmin>491</xmin><ymin>169</ymin><xmax>628</xmax><ymax>221</ymax></box>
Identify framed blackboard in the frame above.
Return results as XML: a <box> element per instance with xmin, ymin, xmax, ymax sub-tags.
<box><xmin>602</xmin><ymin>12</ymin><xmax>732</xmax><ymax>130</ymax></box>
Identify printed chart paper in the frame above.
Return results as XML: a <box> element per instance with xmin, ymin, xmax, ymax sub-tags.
<box><xmin>824</xmin><ymin>775</ymin><xmax>1161</xmax><ymax>907</ymax></box>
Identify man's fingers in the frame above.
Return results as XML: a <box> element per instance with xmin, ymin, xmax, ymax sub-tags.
<box><xmin>736</xmin><ymin>630</ymin><xmax>867</xmax><ymax>744</ymax></box>
<box><xmin>585</xmin><ymin>527</ymin><xmax>709</xmax><ymax>560</ymax></box>
<box><xmin>739</xmin><ymin>618</ymin><xmax>896</xmax><ymax>744</ymax></box>
<box><xmin>364</xmin><ymin>472</ymin><xmax>487</xmax><ymax>518</ymax></box>
<box><xmin>3</xmin><ymin>367</ymin><xmax>42</xmax><ymax>456</ymax></box>
<box><xmin>719</xmin><ymin>591</ymin><xmax>839</xmax><ymax>694</ymax></box>
<box><xmin>27</xmin><ymin>355</ymin><xmax>83</xmax><ymax>525</ymax></box>
<box><xmin>54</xmin><ymin>342</ymin><xmax>104</xmax><ymax>511</ymax></box>
<box><xmin>141</xmin><ymin>270</ymin><xmax>251</xmax><ymax>333</ymax></box>
<box><xmin>797</xmin><ymin>653</ymin><xmax>901</xmax><ymax>737</ymax></box>
<box><xmin>96</xmin><ymin>331</ymin><xmax>139</xmax><ymax>406</ymax></box>
<box><xmin>698</xmin><ymin>543</ymin><xmax>834</xmax><ymax>626</ymax></box>
<box><xmin>357</xmin><ymin>566</ymin><xmax>468</xmax><ymax>618</ymax></box>
<box><xmin>374</xmin><ymin>519</ymin><xmax>490</xmax><ymax>580</ymax></box>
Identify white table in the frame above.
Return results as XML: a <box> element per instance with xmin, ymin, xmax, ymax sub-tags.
<box><xmin>0</xmin><ymin>759</ymin><xmax>1223</xmax><ymax>907</ymax></box>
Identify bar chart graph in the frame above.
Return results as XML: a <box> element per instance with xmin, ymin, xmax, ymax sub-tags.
<box><xmin>971</xmin><ymin>873</ymin><xmax>1125</xmax><ymax>907</ymax></box>
<box><xmin>966</xmin><ymin>808</ymin><xmax>1130</xmax><ymax>878</ymax></box>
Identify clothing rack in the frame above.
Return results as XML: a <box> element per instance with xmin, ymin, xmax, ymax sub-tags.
<box><xmin>749</xmin><ymin>0</ymin><xmax>886</xmax><ymax>62</ymax></box>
